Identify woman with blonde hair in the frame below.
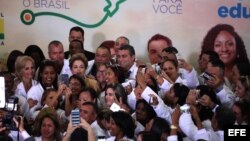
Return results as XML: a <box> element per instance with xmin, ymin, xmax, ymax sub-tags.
<box><xmin>15</xmin><ymin>56</ymin><xmax>37</xmax><ymax>99</ymax></box>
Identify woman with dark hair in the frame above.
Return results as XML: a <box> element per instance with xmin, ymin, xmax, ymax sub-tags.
<box><xmin>134</xmin><ymin>99</ymin><xmax>157</xmax><ymax>127</ymax></box>
<box><xmin>232</xmin><ymin>100</ymin><xmax>250</xmax><ymax>125</ymax></box>
<box><xmin>144</xmin><ymin>117</ymin><xmax>170</xmax><ymax>141</ymax></box>
<box><xmin>27</xmin><ymin>60</ymin><xmax>58</xmax><ymax>109</ymax></box>
<box><xmin>105</xmin><ymin>65</ymin><xmax>126</xmax><ymax>85</ymax></box>
<box><xmin>104</xmin><ymin>83</ymin><xmax>130</xmax><ymax>113</ymax></box>
<box><xmin>24</xmin><ymin>45</ymin><xmax>46</xmax><ymax>71</ymax></box>
<box><xmin>132</xmin><ymin>99</ymin><xmax>157</xmax><ymax>136</ymax></box>
<box><xmin>137</xmin><ymin>131</ymin><xmax>158</xmax><ymax>141</ymax></box>
<box><xmin>97</xmin><ymin>65</ymin><xmax>127</xmax><ymax>109</ymax></box>
<box><xmin>33</xmin><ymin>107</ymin><xmax>62</xmax><ymax>141</ymax></box>
<box><xmin>95</xmin><ymin>63</ymin><xmax>108</xmax><ymax>91</ymax></box>
<box><xmin>201</xmin><ymin>24</ymin><xmax>249</xmax><ymax>79</ymax></box>
<box><xmin>64</xmin><ymin>74</ymin><xmax>86</xmax><ymax>116</ymax></box>
<box><xmin>6</xmin><ymin>50</ymin><xmax>24</xmax><ymax>91</ymax></box>
<box><xmin>107</xmin><ymin>111</ymin><xmax>135</xmax><ymax>141</ymax></box>
<box><xmin>230</xmin><ymin>62</ymin><xmax>250</xmax><ymax>87</ymax></box>
<box><xmin>234</xmin><ymin>76</ymin><xmax>250</xmax><ymax>102</ymax></box>
<box><xmin>6</xmin><ymin>50</ymin><xmax>24</xmax><ymax>74</ymax></box>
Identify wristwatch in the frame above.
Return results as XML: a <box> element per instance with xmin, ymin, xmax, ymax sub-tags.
<box><xmin>170</xmin><ymin>125</ymin><xmax>177</xmax><ymax>129</ymax></box>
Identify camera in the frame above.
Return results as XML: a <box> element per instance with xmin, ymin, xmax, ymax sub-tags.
<box><xmin>202</xmin><ymin>72</ymin><xmax>213</xmax><ymax>81</ymax></box>
<box><xmin>0</xmin><ymin>77</ymin><xmax>19</xmax><ymax>130</ymax></box>
<box><xmin>2</xmin><ymin>96</ymin><xmax>19</xmax><ymax>130</ymax></box>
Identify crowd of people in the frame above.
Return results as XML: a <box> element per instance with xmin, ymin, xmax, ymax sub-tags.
<box><xmin>0</xmin><ymin>23</ymin><xmax>250</xmax><ymax>141</ymax></box>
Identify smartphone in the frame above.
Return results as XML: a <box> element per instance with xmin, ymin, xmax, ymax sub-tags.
<box><xmin>155</xmin><ymin>64</ymin><xmax>161</xmax><ymax>74</ymax></box>
<box><xmin>141</xmin><ymin>67</ymin><xmax>147</xmax><ymax>74</ymax></box>
<box><xmin>59</xmin><ymin>74</ymin><xmax>69</xmax><ymax>85</ymax></box>
<box><xmin>202</xmin><ymin>72</ymin><xmax>214</xmax><ymax>81</ymax></box>
<box><xmin>110</xmin><ymin>103</ymin><xmax>121</xmax><ymax>112</ymax></box>
<box><xmin>97</xmin><ymin>136</ymin><xmax>106</xmax><ymax>141</ymax></box>
<box><xmin>71</xmin><ymin>109</ymin><xmax>80</xmax><ymax>126</ymax></box>
<box><xmin>0</xmin><ymin>77</ymin><xmax>5</xmax><ymax>108</ymax></box>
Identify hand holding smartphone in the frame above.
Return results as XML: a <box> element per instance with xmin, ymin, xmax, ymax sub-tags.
<box><xmin>71</xmin><ymin>109</ymin><xmax>80</xmax><ymax>126</ymax></box>
<box><xmin>59</xmin><ymin>74</ymin><xmax>69</xmax><ymax>85</ymax></box>
<box><xmin>202</xmin><ymin>72</ymin><xmax>214</xmax><ymax>81</ymax></box>
<box><xmin>110</xmin><ymin>103</ymin><xmax>121</xmax><ymax>112</ymax></box>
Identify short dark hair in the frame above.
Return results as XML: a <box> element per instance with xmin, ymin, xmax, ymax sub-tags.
<box><xmin>6</xmin><ymin>50</ymin><xmax>24</xmax><ymax>73</ymax></box>
<box><xmin>137</xmin><ymin>131</ymin><xmax>158</xmax><ymax>141</ymax></box>
<box><xmin>111</xmin><ymin>111</ymin><xmax>135</xmax><ymax>138</ymax></box>
<box><xmin>162</xmin><ymin>46</ymin><xmax>178</xmax><ymax>54</ymax></box>
<box><xmin>172</xmin><ymin>83</ymin><xmax>190</xmax><ymax>106</ymax></box>
<box><xmin>80</xmin><ymin>87</ymin><xmax>98</xmax><ymax>101</ymax></box>
<box><xmin>199</xmin><ymin>51</ymin><xmax>219</xmax><ymax>61</ymax></box>
<box><xmin>69</xmin><ymin>74</ymin><xmax>86</xmax><ymax>89</ymax></box>
<box><xmin>38</xmin><ymin>60</ymin><xmax>58</xmax><ymax>90</ymax></box>
<box><xmin>70</xmin><ymin>39</ymin><xmax>84</xmax><ymax>50</ymax></box>
<box><xmin>135</xmin><ymin>99</ymin><xmax>157</xmax><ymax>126</ymax></box>
<box><xmin>215</xmin><ymin>106</ymin><xmax>235</xmax><ymax>130</ymax></box>
<box><xmin>150</xmin><ymin>117</ymin><xmax>170</xmax><ymax>140</ymax></box>
<box><xmin>82</xmin><ymin>101</ymin><xmax>98</xmax><ymax>114</ymax></box>
<box><xmin>70</xmin><ymin>26</ymin><xmax>84</xmax><ymax>37</ymax></box>
<box><xmin>119</xmin><ymin>44</ymin><xmax>135</xmax><ymax>56</ymax></box>
<box><xmin>209</xmin><ymin>58</ymin><xmax>225</xmax><ymax>72</ymax></box>
<box><xmin>70</xmin><ymin>127</ymin><xmax>88</xmax><ymax>141</ymax></box>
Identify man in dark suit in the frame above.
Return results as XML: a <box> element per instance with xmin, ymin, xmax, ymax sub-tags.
<box><xmin>65</xmin><ymin>26</ymin><xmax>95</xmax><ymax>61</ymax></box>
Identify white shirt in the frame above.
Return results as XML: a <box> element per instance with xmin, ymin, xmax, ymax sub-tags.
<box><xmin>122</xmin><ymin>63</ymin><xmax>138</xmax><ymax>88</ymax></box>
<box><xmin>179</xmin><ymin>68</ymin><xmax>199</xmax><ymax>89</ymax></box>
<box><xmin>27</xmin><ymin>83</ymin><xmax>44</xmax><ymax>106</ymax></box>
<box><xmin>158</xmin><ymin>76</ymin><xmax>187</xmax><ymax>99</ymax></box>
<box><xmin>15</xmin><ymin>80</ymin><xmax>37</xmax><ymax>99</ymax></box>
<box><xmin>60</xmin><ymin>59</ymin><xmax>72</xmax><ymax>76</ymax></box>
<box><xmin>141</xmin><ymin>86</ymin><xmax>173</xmax><ymax>123</ymax></box>
<box><xmin>106</xmin><ymin>136</ymin><xmax>134</xmax><ymax>141</ymax></box>
<box><xmin>91</xmin><ymin>120</ymin><xmax>111</xmax><ymax>139</ymax></box>
<box><xmin>216</xmin><ymin>84</ymin><xmax>235</xmax><ymax>108</ymax></box>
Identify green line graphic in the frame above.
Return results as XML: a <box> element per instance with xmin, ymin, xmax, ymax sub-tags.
<box><xmin>20</xmin><ymin>0</ymin><xmax>126</xmax><ymax>28</ymax></box>
<box><xmin>0</xmin><ymin>34</ymin><xmax>4</xmax><ymax>40</ymax></box>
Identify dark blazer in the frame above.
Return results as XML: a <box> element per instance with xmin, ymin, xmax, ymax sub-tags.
<box><xmin>64</xmin><ymin>50</ymin><xmax>95</xmax><ymax>61</ymax></box>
